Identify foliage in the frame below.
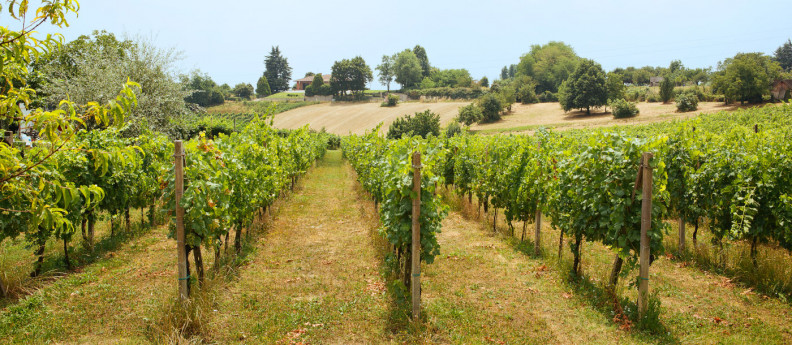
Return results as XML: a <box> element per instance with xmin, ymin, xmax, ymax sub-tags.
<box><xmin>609</xmin><ymin>98</ymin><xmax>639</xmax><ymax>118</ymax></box>
<box><xmin>256</xmin><ymin>75</ymin><xmax>271</xmax><ymax>97</ymax></box>
<box><xmin>419</xmin><ymin>77</ymin><xmax>436</xmax><ymax>89</ymax></box>
<box><xmin>181</xmin><ymin>70</ymin><xmax>225</xmax><ymax>108</ymax></box>
<box><xmin>773</xmin><ymin>39</ymin><xmax>792</xmax><ymax>71</ymax></box>
<box><xmin>429</xmin><ymin>68</ymin><xmax>473</xmax><ymax>88</ymax></box>
<box><xmin>558</xmin><ymin>59</ymin><xmax>608</xmax><ymax>114</ymax></box>
<box><xmin>376</xmin><ymin>55</ymin><xmax>395</xmax><ymax>92</ymax></box>
<box><xmin>406</xmin><ymin>87</ymin><xmax>484</xmax><ymax>100</ymax></box>
<box><xmin>233</xmin><ymin>83</ymin><xmax>254</xmax><ymax>100</ymax></box>
<box><xmin>413</xmin><ymin>45</ymin><xmax>431</xmax><ymax>77</ymax></box>
<box><xmin>386</xmin><ymin>110</ymin><xmax>440</xmax><ymax>139</ymax></box>
<box><xmin>712</xmin><ymin>52</ymin><xmax>783</xmax><ymax>104</ymax></box>
<box><xmin>43</xmin><ymin>30</ymin><xmax>190</xmax><ymax>137</ymax></box>
<box><xmin>480</xmin><ymin>76</ymin><xmax>489</xmax><ymax>88</ymax></box>
<box><xmin>445</xmin><ymin>120</ymin><xmax>461</xmax><ymax>137</ymax></box>
<box><xmin>457</xmin><ymin>103</ymin><xmax>483</xmax><ymax>126</ymax></box>
<box><xmin>381</xmin><ymin>94</ymin><xmax>399</xmax><ymax>107</ymax></box>
<box><xmin>659</xmin><ymin>78</ymin><xmax>674</xmax><ymax>103</ymax></box>
<box><xmin>330</xmin><ymin>56</ymin><xmax>373</xmax><ymax>96</ymax></box>
<box><xmin>675</xmin><ymin>92</ymin><xmax>698</xmax><ymax>112</ymax></box>
<box><xmin>606</xmin><ymin>72</ymin><xmax>625</xmax><ymax>101</ymax></box>
<box><xmin>263</xmin><ymin>46</ymin><xmax>292</xmax><ymax>93</ymax></box>
<box><xmin>393</xmin><ymin>49</ymin><xmax>422</xmax><ymax>89</ymax></box>
<box><xmin>516</xmin><ymin>41</ymin><xmax>580</xmax><ymax>93</ymax></box>
<box><xmin>517</xmin><ymin>84</ymin><xmax>538</xmax><ymax>104</ymax></box>
<box><xmin>478</xmin><ymin>93</ymin><xmax>503</xmax><ymax>123</ymax></box>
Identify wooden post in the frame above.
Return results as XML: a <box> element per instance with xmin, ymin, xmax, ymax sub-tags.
<box><xmin>174</xmin><ymin>141</ymin><xmax>189</xmax><ymax>300</ymax></box>
<box><xmin>411</xmin><ymin>151</ymin><xmax>421</xmax><ymax>322</ymax></box>
<box><xmin>678</xmin><ymin>217</ymin><xmax>685</xmax><ymax>253</ymax></box>
<box><xmin>638</xmin><ymin>152</ymin><xmax>653</xmax><ymax>318</ymax></box>
<box><xmin>534</xmin><ymin>209</ymin><xmax>542</xmax><ymax>256</ymax></box>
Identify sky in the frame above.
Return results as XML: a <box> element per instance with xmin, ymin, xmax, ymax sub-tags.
<box><xmin>20</xmin><ymin>0</ymin><xmax>792</xmax><ymax>90</ymax></box>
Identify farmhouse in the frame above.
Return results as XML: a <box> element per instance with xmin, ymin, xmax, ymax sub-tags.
<box><xmin>649</xmin><ymin>76</ymin><xmax>664</xmax><ymax>86</ymax></box>
<box><xmin>771</xmin><ymin>79</ymin><xmax>792</xmax><ymax>101</ymax></box>
<box><xmin>294</xmin><ymin>74</ymin><xmax>331</xmax><ymax>90</ymax></box>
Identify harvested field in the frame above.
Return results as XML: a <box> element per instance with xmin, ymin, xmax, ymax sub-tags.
<box><xmin>272</xmin><ymin>101</ymin><xmax>471</xmax><ymax>135</ymax></box>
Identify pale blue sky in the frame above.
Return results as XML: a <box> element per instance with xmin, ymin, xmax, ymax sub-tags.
<box><xmin>26</xmin><ymin>0</ymin><xmax>792</xmax><ymax>89</ymax></box>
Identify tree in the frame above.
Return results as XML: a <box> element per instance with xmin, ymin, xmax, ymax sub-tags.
<box><xmin>517</xmin><ymin>42</ymin><xmax>580</xmax><ymax>93</ymax></box>
<box><xmin>430</xmin><ymin>69</ymin><xmax>473</xmax><ymax>88</ymax></box>
<box><xmin>256</xmin><ymin>74</ymin><xmax>271</xmax><ymax>97</ymax></box>
<box><xmin>558</xmin><ymin>59</ymin><xmax>608</xmax><ymax>114</ymax></box>
<box><xmin>480</xmin><ymin>76</ymin><xmax>489</xmax><ymax>87</ymax></box>
<box><xmin>774</xmin><ymin>39</ymin><xmax>792</xmax><ymax>71</ymax></box>
<box><xmin>386</xmin><ymin>110</ymin><xmax>440</xmax><ymax>139</ymax></box>
<box><xmin>304</xmin><ymin>72</ymin><xmax>315</xmax><ymax>77</ymax></box>
<box><xmin>181</xmin><ymin>70</ymin><xmax>224</xmax><ymax>107</ymax></box>
<box><xmin>305</xmin><ymin>73</ymin><xmax>325</xmax><ymax>97</ymax></box>
<box><xmin>233</xmin><ymin>83</ymin><xmax>254</xmax><ymax>100</ymax></box>
<box><xmin>457</xmin><ymin>103</ymin><xmax>483</xmax><ymax>125</ymax></box>
<box><xmin>413</xmin><ymin>45</ymin><xmax>431</xmax><ymax>77</ymax></box>
<box><xmin>500</xmin><ymin>66</ymin><xmax>509</xmax><ymax>80</ymax></box>
<box><xmin>606</xmin><ymin>72</ymin><xmax>625</xmax><ymax>101</ymax></box>
<box><xmin>393</xmin><ymin>49</ymin><xmax>423</xmax><ymax>89</ymax></box>
<box><xmin>659</xmin><ymin>77</ymin><xmax>674</xmax><ymax>103</ymax></box>
<box><xmin>263</xmin><ymin>46</ymin><xmax>292</xmax><ymax>93</ymax></box>
<box><xmin>712</xmin><ymin>52</ymin><xmax>783</xmax><ymax>104</ymax></box>
<box><xmin>376</xmin><ymin>55</ymin><xmax>395</xmax><ymax>93</ymax></box>
<box><xmin>479</xmin><ymin>93</ymin><xmax>504</xmax><ymax>122</ymax></box>
<box><xmin>330</xmin><ymin>56</ymin><xmax>373</xmax><ymax>96</ymax></box>
<box><xmin>44</xmin><ymin>30</ymin><xmax>189</xmax><ymax>136</ymax></box>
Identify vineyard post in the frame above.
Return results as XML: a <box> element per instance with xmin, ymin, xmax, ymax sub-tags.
<box><xmin>678</xmin><ymin>218</ymin><xmax>685</xmax><ymax>253</ymax></box>
<box><xmin>411</xmin><ymin>151</ymin><xmax>421</xmax><ymax>322</ymax></box>
<box><xmin>534</xmin><ymin>209</ymin><xmax>542</xmax><ymax>256</ymax></box>
<box><xmin>174</xmin><ymin>141</ymin><xmax>189</xmax><ymax>300</ymax></box>
<box><xmin>638</xmin><ymin>152</ymin><xmax>653</xmax><ymax>318</ymax></box>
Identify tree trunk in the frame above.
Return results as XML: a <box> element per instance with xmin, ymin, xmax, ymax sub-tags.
<box><xmin>80</xmin><ymin>217</ymin><xmax>88</xmax><ymax>243</ymax></box>
<box><xmin>149</xmin><ymin>203</ymin><xmax>156</xmax><ymax>227</ymax></box>
<box><xmin>194</xmin><ymin>245</ymin><xmax>205</xmax><ymax>286</ymax></box>
<box><xmin>0</xmin><ymin>273</ymin><xmax>6</xmax><ymax>298</ymax></box>
<box><xmin>693</xmin><ymin>219</ymin><xmax>699</xmax><ymax>247</ymax></box>
<box><xmin>468</xmin><ymin>192</ymin><xmax>472</xmax><ymax>204</ymax></box>
<box><xmin>224</xmin><ymin>231</ymin><xmax>230</xmax><ymax>253</ymax></box>
<box><xmin>750</xmin><ymin>237</ymin><xmax>758</xmax><ymax>268</ymax></box>
<box><xmin>521</xmin><ymin>221</ymin><xmax>527</xmax><ymax>241</ymax></box>
<box><xmin>141</xmin><ymin>207</ymin><xmax>145</xmax><ymax>229</ymax></box>
<box><xmin>31</xmin><ymin>242</ymin><xmax>46</xmax><ymax>277</ymax></box>
<box><xmin>88</xmin><ymin>215</ymin><xmax>96</xmax><ymax>249</ymax></box>
<box><xmin>235</xmin><ymin>222</ymin><xmax>243</xmax><ymax>254</ymax></box>
<box><xmin>492</xmin><ymin>208</ymin><xmax>497</xmax><ymax>233</ymax></box>
<box><xmin>63</xmin><ymin>237</ymin><xmax>71</xmax><ymax>270</ymax></box>
<box><xmin>185</xmin><ymin>246</ymin><xmax>192</xmax><ymax>295</ymax></box>
<box><xmin>483</xmin><ymin>195</ymin><xmax>489</xmax><ymax>214</ymax></box>
<box><xmin>572</xmin><ymin>235</ymin><xmax>582</xmax><ymax>275</ymax></box>
<box><xmin>403</xmin><ymin>250</ymin><xmax>411</xmax><ymax>289</ymax></box>
<box><xmin>558</xmin><ymin>231</ymin><xmax>564</xmax><ymax>259</ymax></box>
<box><xmin>609</xmin><ymin>255</ymin><xmax>623</xmax><ymax>287</ymax></box>
<box><xmin>214</xmin><ymin>239</ymin><xmax>222</xmax><ymax>272</ymax></box>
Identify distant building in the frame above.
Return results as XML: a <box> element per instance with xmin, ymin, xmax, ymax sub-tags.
<box><xmin>649</xmin><ymin>76</ymin><xmax>664</xmax><ymax>87</ymax></box>
<box><xmin>294</xmin><ymin>74</ymin><xmax>331</xmax><ymax>90</ymax></box>
<box><xmin>771</xmin><ymin>79</ymin><xmax>792</xmax><ymax>101</ymax></box>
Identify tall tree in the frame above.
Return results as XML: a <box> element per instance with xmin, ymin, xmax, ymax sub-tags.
<box><xmin>659</xmin><ymin>77</ymin><xmax>674</xmax><ymax>103</ymax></box>
<box><xmin>233</xmin><ymin>83</ymin><xmax>254</xmax><ymax>100</ymax></box>
<box><xmin>480</xmin><ymin>76</ymin><xmax>489</xmax><ymax>88</ymax></box>
<box><xmin>330</xmin><ymin>56</ymin><xmax>373</xmax><ymax>96</ymax></box>
<box><xmin>413</xmin><ymin>45</ymin><xmax>431</xmax><ymax>77</ymax></box>
<box><xmin>393</xmin><ymin>49</ymin><xmax>422</xmax><ymax>89</ymax></box>
<box><xmin>263</xmin><ymin>46</ymin><xmax>292</xmax><ymax>93</ymax></box>
<box><xmin>376</xmin><ymin>55</ymin><xmax>395</xmax><ymax>93</ymax></box>
<box><xmin>517</xmin><ymin>41</ymin><xmax>581</xmax><ymax>93</ymax></box>
<box><xmin>774</xmin><ymin>39</ymin><xmax>792</xmax><ymax>71</ymax></box>
<box><xmin>256</xmin><ymin>74</ymin><xmax>271</xmax><ymax>97</ymax></box>
<box><xmin>500</xmin><ymin>66</ymin><xmax>509</xmax><ymax>80</ymax></box>
<box><xmin>712</xmin><ymin>52</ymin><xmax>783</xmax><ymax>104</ymax></box>
<box><xmin>558</xmin><ymin>59</ymin><xmax>608</xmax><ymax>114</ymax></box>
<box><xmin>605</xmin><ymin>72</ymin><xmax>625</xmax><ymax>101</ymax></box>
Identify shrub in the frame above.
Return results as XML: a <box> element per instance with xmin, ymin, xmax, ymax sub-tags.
<box><xmin>537</xmin><ymin>90</ymin><xmax>558</xmax><ymax>103</ymax></box>
<box><xmin>646</xmin><ymin>93</ymin><xmax>661</xmax><ymax>103</ymax></box>
<box><xmin>610</xmin><ymin>98</ymin><xmax>639</xmax><ymax>118</ymax></box>
<box><xmin>675</xmin><ymin>92</ymin><xmax>699</xmax><ymax>112</ymax></box>
<box><xmin>381</xmin><ymin>94</ymin><xmax>399</xmax><ymax>107</ymax></box>
<box><xmin>445</xmin><ymin>120</ymin><xmax>461</xmax><ymax>137</ymax></box>
<box><xmin>406</xmin><ymin>87</ymin><xmax>485</xmax><ymax>100</ymax></box>
<box><xmin>386</xmin><ymin>110</ymin><xmax>440</xmax><ymax>139</ymax></box>
<box><xmin>517</xmin><ymin>85</ymin><xmax>538</xmax><ymax>104</ymax></box>
<box><xmin>659</xmin><ymin>78</ymin><xmax>674</xmax><ymax>103</ymax></box>
<box><xmin>478</xmin><ymin>93</ymin><xmax>503</xmax><ymax>123</ymax></box>
<box><xmin>305</xmin><ymin>85</ymin><xmax>315</xmax><ymax>97</ymax></box>
<box><xmin>457</xmin><ymin>103</ymin><xmax>483</xmax><ymax>126</ymax></box>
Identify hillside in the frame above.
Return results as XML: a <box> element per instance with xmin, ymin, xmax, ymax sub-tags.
<box><xmin>271</xmin><ymin>101</ymin><xmax>471</xmax><ymax>135</ymax></box>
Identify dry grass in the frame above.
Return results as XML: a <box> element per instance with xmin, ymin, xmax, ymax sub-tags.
<box><xmin>271</xmin><ymin>101</ymin><xmax>471</xmax><ymax>135</ymax></box>
<box><xmin>470</xmin><ymin>102</ymin><xmax>770</xmax><ymax>134</ymax></box>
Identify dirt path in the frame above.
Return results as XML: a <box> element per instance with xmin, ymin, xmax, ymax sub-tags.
<box><xmin>206</xmin><ymin>150</ymin><xmax>391</xmax><ymax>344</ymax></box>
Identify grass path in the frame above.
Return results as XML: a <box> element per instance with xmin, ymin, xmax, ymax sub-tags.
<box><xmin>206</xmin><ymin>150</ymin><xmax>392</xmax><ymax>343</ymax></box>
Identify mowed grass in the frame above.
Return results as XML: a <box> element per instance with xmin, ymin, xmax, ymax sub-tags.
<box><xmin>440</xmin><ymin>190</ymin><xmax>792</xmax><ymax>344</ymax></box>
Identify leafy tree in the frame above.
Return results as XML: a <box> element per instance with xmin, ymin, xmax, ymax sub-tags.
<box><xmin>558</xmin><ymin>59</ymin><xmax>608</xmax><ymax>114</ymax></box>
<box><xmin>517</xmin><ymin>84</ymin><xmax>538</xmax><ymax>104</ymax></box>
<box><xmin>774</xmin><ymin>39</ymin><xmax>792</xmax><ymax>71</ymax></box>
<box><xmin>330</xmin><ymin>56</ymin><xmax>373</xmax><ymax>96</ymax></box>
<box><xmin>500</xmin><ymin>66</ymin><xmax>509</xmax><ymax>80</ymax></box>
<box><xmin>712</xmin><ymin>52</ymin><xmax>782</xmax><ymax>104</ymax></box>
<box><xmin>376</xmin><ymin>55</ymin><xmax>395</xmax><ymax>92</ymax></box>
<box><xmin>310</xmin><ymin>73</ymin><xmax>324</xmax><ymax>89</ymax></box>
<box><xmin>479</xmin><ymin>93</ymin><xmax>504</xmax><ymax>122</ymax></box>
<box><xmin>304</xmin><ymin>72</ymin><xmax>315</xmax><ymax>77</ymax></box>
<box><xmin>609</xmin><ymin>98</ymin><xmax>639</xmax><ymax>118</ymax></box>
<box><xmin>233</xmin><ymin>83</ymin><xmax>254</xmax><ymax>100</ymax></box>
<box><xmin>675</xmin><ymin>91</ymin><xmax>698</xmax><ymax>112</ymax></box>
<box><xmin>256</xmin><ymin>74</ymin><xmax>271</xmax><ymax>97</ymax></box>
<box><xmin>393</xmin><ymin>49</ymin><xmax>423</xmax><ymax>89</ymax></box>
<box><xmin>606</xmin><ymin>72</ymin><xmax>625</xmax><ymax>101</ymax></box>
<box><xmin>181</xmin><ymin>70</ymin><xmax>224</xmax><ymax>107</ymax></box>
<box><xmin>508</xmin><ymin>64</ymin><xmax>516</xmax><ymax>78</ymax></box>
<box><xmin>413</xmin><ymin>45</ymin><xmax>431</xmax><ymax>77</ymax></box>
<box><xmin>43</xmin><ymin>30</ymin><xmax>189</xmax><ymax>136</ymax></box>
<box><xmin>480</xmin><ymin>76</ymin><xmax>489</xmax><ymax>87</ymax></box>
<box><xmin>659</xmin><ymin>77</ymin><xmax>674</xmax><ymax>103</ymax></box>
<box><xmin>457</xmin><ymin>103</ymin><xmax>483</xmax><ymax>125</ymax></box>
<box><xmin>430</xmin><ymin>69</ymin><xmax>473</xmax><ymax>88</ymax></box>
<box><xmin>264</xmin><ymin>46</ymin><xmax>293</xmax><ymax>93</ymax></box>
<box><xmin>419</xmin><ymin>77</ymin><xmax>436</xmax><ymax>89</ymax></box>
<box><xmin>386</xmin><ymin>110</ymin><xmax>440</xmax><ymax>139</ymax></box>
<box><xmin>517</xmin><ymin>41</ymin><xmax>580</xmax><ymax>93</ymax></box>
